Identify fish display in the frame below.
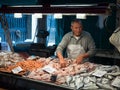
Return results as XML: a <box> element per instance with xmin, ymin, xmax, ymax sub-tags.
<box><xmin>0</xmin><ymin>54</ymin><xmax>120</xmax><ymax>90</ymax></box>
<box><xmin>25</xmin><ymin>57</ymin><xmax>120</xmax><ymax>90</ymax></box>
<box><xmin>0</xmin><ymin>51</ymin><xmax>25</xmax><ymax>67</ymax></box>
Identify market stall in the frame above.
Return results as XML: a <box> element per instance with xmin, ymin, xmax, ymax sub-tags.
<box><xmin>0</xmin><ymin>72</ymin><xmax>73</xmax><ymax>90</ymax></box>
<box><xmin>0</xmin><ymin>51</ymin><xmax>120</xmax><ymax>90</ymax></box>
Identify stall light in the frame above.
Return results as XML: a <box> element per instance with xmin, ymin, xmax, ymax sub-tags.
<box><xmin>33</xmin><ymin>13</ymin><xmax>42</xmax><ymax>18</ymax></box>
<box><xmin>62</xmin><ymin>13</ymin><xmax>75</xmax><ymax>15</ymax></box>
<box><xmin>11</xmin><ymin>5</ymin><xmax>43</xmax><ymax>7</ymax></box>
<box><xmin>76</xmin><ymin>14</ymin><xmax>86</xmax><ymax>19</ymax></box>
<box><xmin>54</xmin><ymin>13</ymin><xmax>62</xmax><ymax>19</ymax></box>
<box><xmin>14</xmin><ymin>13</ymin><xmax>22</xmax><ymax>18</ymax></box>
<box><xmin>86</xmin><ymin>13</ymin><xmax>98</xmax><ymax>16</ymax></box>
<box><xmin>51</xmin><ymin>4</ymin><xmax>97</xmax><ymax>7</ymax></box>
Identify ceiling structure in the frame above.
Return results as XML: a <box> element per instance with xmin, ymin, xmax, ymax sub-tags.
<box><xmin>0</xmin><ymin>0</ymin><xmax>116</xmax><ymax>14</ymax></box>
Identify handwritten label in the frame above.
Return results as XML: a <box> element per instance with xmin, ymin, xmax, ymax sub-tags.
<box><xmin>12</xmin><ymin>66</ymin><xmax>23</xmax><ymax>74</ymax></box>
<box><xmin>42</xmin><ymin>65</ymin><xmax>57</xmax><ymax>74</ymax></box>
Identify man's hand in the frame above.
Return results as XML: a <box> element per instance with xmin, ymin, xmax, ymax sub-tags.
<box><xmin>60</xmin><ymin>59</ymin><xmax>67</xmax><ymax>68</ymax></box>
<box><xmin>75</xmin><ymin>53</ymin><xmax>89</xmax><ymax>64</ymax></box>
<box><xmin>57</xmin><ymin>52</ymin><xmax>67</xmax><ymax>68</ymax></box>
<box><xmin>75</xmin><ymin>55</ymin><xmax>84</xmax><ymax>64</ymax></box>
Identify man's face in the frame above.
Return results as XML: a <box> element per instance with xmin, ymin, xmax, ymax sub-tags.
<box><xmin>71</xmin><ymin>22</ymin><xmax>83</xmax><ymax>36</ymax></box>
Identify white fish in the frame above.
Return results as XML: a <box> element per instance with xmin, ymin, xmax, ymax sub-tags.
<box><xmin>107</xmin><ymin>75</ymin><xmax>113</xmax><ymax>80</ymax></box>
<box><xmin>97</xmin><ymin>83</ymin><xmax>115</xmax><ymax>90</ymax></box>
<box><xmin>75</xmin><ymin>78</ymin><xmax>83</xmax><ymax>89</ymax></box>
<box><xmin>83</xmin><ymin>76</ymin><xmax>93</xmax><ymax>84</ymax></box>
<box><xmin>101</xmin><ymin>78</ymin><xmax>109</xmax><ymax>84</ymax></box>
<box><xmin>72</xmin><ymin>76</ymin><xmax>76</xmax><ymax>82</ymax></box>
<box><xmin>84</xmin><ymin>82</ymin><xmax>94</xmax><ymax>87</ymax></box>
<box><xmin>74</xmin><ymin>74</ymin><xmax>80</xmax><ymax>78</ymax></box>
<box><xmin>69</xmin><ymin>82</ymin><xmax>75</xmax><ymax>88</ymax></box>
<box><xmin>98</xmin><ymin>65</ymin><xmax>119</xmax><ymax>73</ymax></box>
<box><xmin>104</xmin><ymin>74</ymin><xmax>113</xmax><ymax>80</ymax></box>
<box><xmin>88</xmin><ymin>76</ymin><xmax>97</xmax><ymax>83</ymax></box>
<box><xmin>82</xmin><ymin>85</ymin><xmax>99</xmax><ymax>90</ymax></box>
<box><xmin>79</xmin><ymin>76</ymin><xmax>84</xmax><ymax>81</ymax></box>
<box><xmin>106</xmin><ymin>72</ymin><xmax>120</xmax><ymax>76</ymax></box>
<box><xmin>96</xmin><ymin>78</ymin><xmax>102</xmax><ymax>83</ymax></box>
<box><xmin>79</xmin><ymin>67</ymin><xmax>87</xmax><ymax>73</ymax></box>
<box><xmin>83</xmin><ymin>82</ymin><xmax>98</xmax><ymax>90</ymax></box>
<box><xmin>80</xmin><ymin>73</ymin><xmax>90</xmax><ymax>77</ymax></box>
<box><xmin>66</xmin><ymin>75</ymin><xmax>72</xmax><ymax>85</ymax></box>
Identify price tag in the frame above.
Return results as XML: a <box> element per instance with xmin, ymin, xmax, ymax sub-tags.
<box><xmin>12</xmin><ymin>66</ymin><xmax>23</xmax><ymax>74</ymax></box>
<box><xmin>42</xmin><ymin>65</ymin><xmax>57</xmax><ymax>74</ymax></box>
<box><xmin>92</xmin><ymin>70</ymin><xmax>107</xmax><ymax>77</ymax></box>
<box><xmin>111</xmin><ymin>76</ymin><xmax>120</xmax><ymax>88</ymax></box>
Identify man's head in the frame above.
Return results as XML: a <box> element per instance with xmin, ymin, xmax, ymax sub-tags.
<box><xmin>71</xmin><ymin>19</ymin><xmax>83</xmax><ymax>37</ymax></box>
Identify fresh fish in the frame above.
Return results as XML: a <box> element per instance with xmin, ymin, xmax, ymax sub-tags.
<box><xmin>69</xmin><ymin>82</ymin><xmax>75</xmax><ymax>88</ymax></box>
<box><xmin>104</xmin><ymin>75</ymin><xmax>113</xmax><ymax>80</ymax></box>
<box><xmin>83</xmin><ymin>82</ymin><xmax>98</xmax><ymax>90</ymax></box>
<box><xmin>98</xmin><ymin>65</ymin><xmax>119</xmax><ymax>73</ymax></box>
<box><xmin>97</xmin><ymin>83</ymin><xmax>115</xmax><ymax>90</ymax></box>
<box><xmin>79</xmin><ymin>67</ymin><xmax>87</xmax><ymax>73</ymax></box>
<box><xmin>79</xmin><ymin>76</ymin><xmax>84</xmax><ymax>81</ymax></box>
<box><xmin>80</xmin><ymin>73</ymin><xmax>90</xmax><ymax>77</ymax></box>
<box><xmin>84</xmin><ymin>82</ymin><xmax>94</xmax><ymax>87</ymax></box>
<box><xmin>74</xmin><ymin>74</ymin><xmax>80</xmax><ymax>78</ymax></box>
<box><xmin>106</xmin><ymin>72</ymin><xmax>120</xmax><ymax>76</ymax></box>
<box><xmin>90</xmin><ymin>76</ymin><xmax>97</xmax><ymax>83</ymax></box>
<box><xmin>66</xmin><ymin>75</ymin><xmax>72</xmax><ymax>85</ymax></box>
<box><xmin>96</xmin><ymin>78</ymin><xmax>102</xmax><ymax>83</ymax></box>
<box><xmin>114</xmin><ymin>65</ymin><xmax>120</xmax><ymax>72</ymax></box>
<box><xmin>72</xmin><ymin>76</ymin><xmax>76</xmax><ymax>82</ymax></box>
<box><xmin>83</xmin><ymin>77</ymin><xmax>90</xmax><ymax>84</ymax></box>
<box><xmin>101</xmin><ymin>78</ymin><xmax>109</xmax><ymax>84</ymax></box>
<box><xmin>82</xmin><ymin>85</ymin><xmax>99</xmax><ymax>90</ymax></box>
<box><xmin>75</xmin><ymin>78</ymin><xmax>84</xmax><ymax>89</ymax></box>
<box><xmin>83</xmin><ymin>76</ymin><xmax>96</xmax><ymax>84</ymax></box>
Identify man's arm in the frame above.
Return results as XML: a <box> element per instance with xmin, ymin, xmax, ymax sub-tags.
<box><xmin>76</xmin><ymin>32</ymin><xmax>96</xmax><ymax>64</ymax></box>
<box><xmin>57</xmin><ymin>51</ymin><xmax>67</xmax><ymax>68</ymax></box>
<box><xmin>55</xmin><ymin>33</ymin><xmax>70</xmax><ymax>67</ymax></box>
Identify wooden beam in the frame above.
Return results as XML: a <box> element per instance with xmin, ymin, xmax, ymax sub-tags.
<box><xmin>0</xmin><ymin>6</ymin><xmax>108</xmax><ymax>14</ymax></box>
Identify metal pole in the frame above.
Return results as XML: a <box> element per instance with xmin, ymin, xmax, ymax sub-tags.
<box><xmin>0</xmin><ymin>13</ymin><xmax>14</xmax><ymax>52</ymax></box>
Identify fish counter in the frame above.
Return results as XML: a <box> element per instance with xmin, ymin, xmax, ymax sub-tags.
<box><xmin>0</xmin><ymin>71</ymin><xmax>74</xmax><ymax>90</ymax></box>
<box><xmin>0</xmin><ymin>51</ymin><xmax>120</xmax><ymax>90</ymax></box>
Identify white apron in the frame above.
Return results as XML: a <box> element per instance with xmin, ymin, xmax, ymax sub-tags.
<box><xmin>67</xmin><ymin>44</ymin><xmax>88</xmax><ymax>62</ymax></box>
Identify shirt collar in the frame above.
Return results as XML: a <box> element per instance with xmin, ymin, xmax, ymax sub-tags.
<box><xmin>70</xmin><ymin>31</ymin><xmax>84</xmax><ymax>38</ymax></box>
